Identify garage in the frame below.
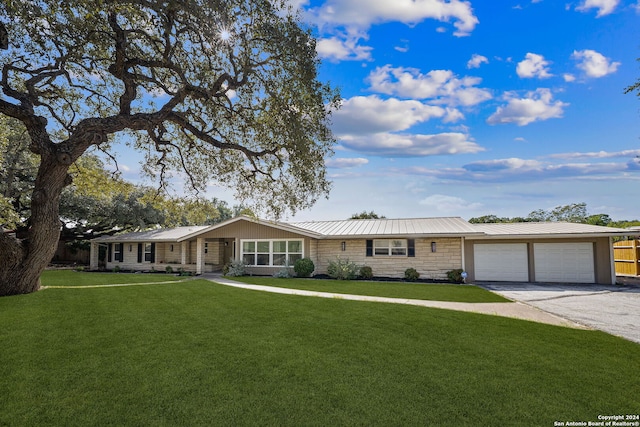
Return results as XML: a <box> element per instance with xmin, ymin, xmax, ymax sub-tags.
<box><xmin>474</xmin><ymin>243</ymin><xmax>529</xmax><ymax>282</ymax></box>
<box><xmin>534</xmin><ymin>243</ymin><xmax>595</xmax><ymax>283</ymax></box>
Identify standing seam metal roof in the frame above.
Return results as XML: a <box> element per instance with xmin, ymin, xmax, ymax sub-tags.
<box><xmin>469</xmin><ymin>222</ymin><xmax>636</xmax><ymax>236</ymax></box>
<box><xmin>289</xmin><ymin>217</ymin><xmax>481</xmax><ymax>237</ymax></box>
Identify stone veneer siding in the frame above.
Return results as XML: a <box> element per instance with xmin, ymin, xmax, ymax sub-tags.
<box><xmin>314</xmin><ymin>237</ymin><xmax>463</xmax><ymax>280</ymax></box>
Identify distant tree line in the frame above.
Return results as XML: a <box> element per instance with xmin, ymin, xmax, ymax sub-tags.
<box><xmin>468</xmin><ymin>203</ymin><xmax>640</xmax><ymax>229</ymax></box>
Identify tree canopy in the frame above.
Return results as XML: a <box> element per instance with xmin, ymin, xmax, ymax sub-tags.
<box><xmin>0</xmin><ymin>0</ymin><xmax>339</xmax><ymax>295</ymax></box>
<box><xmin>350</xmin><ymin>211</ymin><xmax>386</xmax><ymax>219</ymax></box>
<box><xmin>468</xmin><ymin>203</ymin><xmax>628</xmax><ymax>227</ymax></box>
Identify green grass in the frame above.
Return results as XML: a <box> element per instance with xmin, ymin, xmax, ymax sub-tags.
<box><xmin>41</xmin><ymin>270</ymin><xmax>185</xmax><ymax>287</ymax></box>
<box><xmin>228</xmin><ymin>276</ymin><xmax>510</xmax><ymax>302</ymax></box>
<box><xmin>0</xmin><ymin>274</ymin><xmax>638</xmax><ymax>426</ymax></box>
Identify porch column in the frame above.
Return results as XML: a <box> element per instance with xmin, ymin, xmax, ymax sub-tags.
<box><xmin>181</xmin><ymin>241</ymin><xmax>188</xmax><ymax>266</ymax></box>
<box><xmin>196</xmin><ymin>237</ymin><xmax>204</xmax><ymax>275</ymax></box>
<box><xmin>90</xmin><ymin>242</ymin><xmax>99</xmax><ymax>270</ymax></box>
<box><xmin>235</xmin><ymin>237</ymin><xmax>241</xmax><ymax>262</ymax></box>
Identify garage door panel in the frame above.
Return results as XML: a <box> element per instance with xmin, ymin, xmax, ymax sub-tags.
<box><xmin>474</xmin><ymin>243</ymin><xmax>529</xmax><ymax>282</ymax></box>
<box><xmin>534</xmin><ymin>243</ymin><xmax>594</xmax><ymax>283</ymax></box>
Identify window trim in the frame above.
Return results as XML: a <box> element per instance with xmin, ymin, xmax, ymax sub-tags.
<box><xmin>240</xmin><ymin>239</ymin><xmax>304</xmax><ymax>267</ymax></box>
<box><xmin>113</xmin><ymin>243</ymin><xmax>123</xmax><ymax>262</ymax></box>
<box><xmin>144</xmin><ymin>243</ymin><xmax>153</xmax><ymax>262</ymax></box>
<box><xmin>373</xmin><ymin>239</ymin><xmax>408</xmax><ymax>257</ymax></box>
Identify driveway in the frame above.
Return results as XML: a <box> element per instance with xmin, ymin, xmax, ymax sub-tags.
<box><xmin>478</xmin><ymin>279</ymin><xmax>640</xmax><ymax>344</ymax></box>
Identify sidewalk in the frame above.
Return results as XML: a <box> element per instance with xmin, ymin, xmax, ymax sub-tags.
<box><xmin>202</xmin><ymin>274</ymin><xmax>586</xmax><ymax>329</ymax></box>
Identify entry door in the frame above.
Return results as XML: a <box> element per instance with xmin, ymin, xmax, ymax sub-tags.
<box><xmin>474</xmin><ymin>243</ymin><xmax>529</xmax><ymax>282</ymax></box>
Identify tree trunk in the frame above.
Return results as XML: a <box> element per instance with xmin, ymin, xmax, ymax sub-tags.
<box><xmin>0</xmin><ymin>153</ymin><xmax>69</xmax><ymax>296</ymax></box>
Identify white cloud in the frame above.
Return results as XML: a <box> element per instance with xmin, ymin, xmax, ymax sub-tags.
<box><xmin>548</xmin><ymin>149</ymin><xmax>640</xmax><ymax>159</ymax></box>
<box><xmin>315</xmin><ymin>30</ymin><xmax>373</xmax><ymax>61</ymax></box>
<box><xmin>331</xmin><ymin>95</ymin><xmax>454</xmax><ymax>136</ymax></box>
<box><xmin>487</xmin><ymin>88</ymin><xmax>569</xmax><ymax>126</ymax></box>
<box><xmin>340</xmin><ymin>132</ymin><xmax>484</xmax><ymax>157</ymax></box>
<box><xmin>571</xmin><ymin>49</ymin><xmax>620</xmax><ymax>78</ymax></box>
<box><xmin>418</xmin><ymin>194</ymin><xmax>482</xmax><ymax>213</ymax></box>
<box><xmin>467</xmin><ymin>54</ymin><xmax>489</xmax><ymax>69</ymax></box>
<box><xmin>307</xmin><ymin>0</ymin><xmax>479</xmax><ymax>37</ymax></box>
<box><xmin>516</xmin><ymin>53</ymin><xmax>553</xmax><ymax>79</ymax></box>
<box><xmin>326</xmin><ymin>158</ymin><xmax>369</xmax><ymax>169</ymax></box>
<box><xmin>575</xmin><ymin>0</ymin><xmax>619</xmax><ymax>17</ymax></box>
<box><xmin>367</xmin><ymin>65</ymin><xmax>492</xmax><ymax>107</ymax></box>
<box><xmin>563</xmin><ymin>73</ymin><xmax>576</xmax><ymax>82</ymax></box>
<box><xmin>408</xmin><ymin>156</ymin><xmax>638</xmax><ymax>183</ymax></box>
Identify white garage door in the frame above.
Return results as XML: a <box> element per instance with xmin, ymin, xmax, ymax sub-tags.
<box><xmin>474</xmin><ymin>243</ymin><xmax>529</xmax><ymax>281</ymax></box>
<box><xmin>534</xmin><ymin>243</ymin><xmax>595</xmax><ymax>283</ymax></box>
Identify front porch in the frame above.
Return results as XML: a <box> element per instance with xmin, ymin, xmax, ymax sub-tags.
<box><xmin>90</xmin><ymin>237</ymin><xmax>238</xmax><ymax>275</ymax></box>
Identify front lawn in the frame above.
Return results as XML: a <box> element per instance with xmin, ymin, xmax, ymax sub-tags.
<box><xmin>227</xmin><ymin>276</ymin><xmax>510</xmax><ymax>302</ymax></box>
<box><xmin>41</xmin><ymin>270</ymin><xmax>186</xmax><ymax>287</ymax></box>
<box><xmin>0</xmin><ymin>278</ymin><xmax>638</xmax><ymax>426</ymax></box>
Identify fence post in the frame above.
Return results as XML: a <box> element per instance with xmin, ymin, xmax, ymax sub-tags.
<box><xmin>633</xmin><ymin>239</ymin><xmax>640</xmax><ymax>277</ymax></box>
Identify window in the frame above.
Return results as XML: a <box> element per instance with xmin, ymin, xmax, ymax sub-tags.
<box><xmin>374</xmin><ymin>239</ymin><xmax>407</xmax><ymax>256</ymax></box>
<box><xmin>144</xmin><ymin>243</ymin><xmax>153</xmax><ymax>262</ymax></box>
<box><xmin>241</xmin><ymin>239</ymin><xmax>304</xmax><ymax>266</ymax></box>
<box><xmin>113</xmin><ymin>243</ymin><xmax>123</xmax><ymax>262</ymax></box>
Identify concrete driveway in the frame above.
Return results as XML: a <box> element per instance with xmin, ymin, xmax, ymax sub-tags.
<box><xmin>478</xmin><ymin>280</ymin><xmax>640</xmax><ymax>344</ymax></box>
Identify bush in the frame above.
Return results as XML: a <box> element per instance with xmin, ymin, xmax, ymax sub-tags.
<box><xmin>273</xmin><ymin>267</ymin><xmax>294</xmax><ymax>278</ymax></box>
<box><xmin>226</xmin><ymin>258</ymin><xmax>247</xmax><ymax>277</ymax></box>
<box><xmin>327</xmin><ymin>257</ymin><xmax>360</xmax><ymax>280</ymax></box>
<box><xmin>176</xmin><ymin>268</ymin><xmax>192</xmax><ymax>277</ymax></box>
<box><xmin>113</xmin><ymin>265</ymin><xmax>121</xmax><ymax>273</ymax></box>
<box><xmin>165</xmin><ymin>265</ymin><xmax>174</xmax><ymax>274</ymax></box>
<box><xmin>359</xmin><ymin>266</ymin><xmax>373</xmax><ymax>280</ymax></box>
<box><xmin>447</xmin><ymin>269</ymin><xmax>464</xmax><ymax>283</ymax></box>
<box><xmin>404</xmin><ymin>268</ymin><xmax>420</xmax><ymax>281</ymax></box>
<box><xmin>294</xmin><ymin>258</ymin><xmax>315</xmax><ymax>278</ymax></box>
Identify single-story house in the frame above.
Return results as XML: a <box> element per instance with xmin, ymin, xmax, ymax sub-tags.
<box><xmin>89</xmin><ymin>215</ymin><xmax>637</xmax><ymax>284</ymax></box>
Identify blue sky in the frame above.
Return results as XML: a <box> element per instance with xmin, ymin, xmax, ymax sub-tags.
<box><xmin>113</xmin><ymin>0</ymin><xmax>640</xmax><ymax>222</ymax></box>
<box><xmin>285</xmin><ymin>0</ymin><xmax>640</xmax><ymax>221</ymax></box>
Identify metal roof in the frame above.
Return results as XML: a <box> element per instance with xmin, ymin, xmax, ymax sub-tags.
<box><xmin>93</xmin><ymin>226</ymin><xmax>209</xmax><ymax>242</ymax></box>
<box><xmin>290</xmin><ymin>217</ymin><xmax>482</xmax><ymax>238</ymax></box>
<box><xmin>92</xmin><ymin>218</ymin><xmax>640</xmax><ymax>243</ymax></box>
<box><xmin>468</xmin><ymin>222</ymin><xmax>638</xmax><ymax>238</ymax></box>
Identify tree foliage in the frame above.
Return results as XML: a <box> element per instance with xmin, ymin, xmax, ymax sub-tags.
<box><xmin>624</xmin><ymin>57</ymin><xmax>640</xmax><ymax>97</ymax></box>
<box><xmin>350</xmin><ymin>211</ymin><xmax>386</xmax><ymax>219</ymax></box>
<box><xmin>0</xmin><ymin>0</ymin><xmax>339</xmax><ymax>295</ymax></box>
<box><xmin>469</xmin><ymin>203</ymin><xmax>620</xmax><ymax>227</ymax></box>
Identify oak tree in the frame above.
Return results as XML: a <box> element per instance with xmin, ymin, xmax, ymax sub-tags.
<box><xmin>0</xmin><ymin>0</ymin><xmax>339</xmax><ymax>295</ymax></box>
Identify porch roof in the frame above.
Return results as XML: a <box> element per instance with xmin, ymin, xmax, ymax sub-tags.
<box><xmin>92</xmin><ymin>226</ymin><xmax>209</xmax><ymax>243</ymax></box>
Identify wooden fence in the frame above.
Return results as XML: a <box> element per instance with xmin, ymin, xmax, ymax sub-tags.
<box><xmin>613</xmin><ymin>240</ymin><xmax>640</xmax><ymax>276</ymax></box>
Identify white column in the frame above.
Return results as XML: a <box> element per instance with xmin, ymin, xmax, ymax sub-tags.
<box><xmin>181</xmin><ymin>241</ymin><xmax>188</xmax><ymax>266</ymax></box>
<box><xmin>90</xmin><ymin>242</ymin><xmax>99</xmax><ymax>270</ymax></box>
<box><xmin>196</xmin><ymin>238</ymin><xmax>204</xmax><ymax>275</ymax></box>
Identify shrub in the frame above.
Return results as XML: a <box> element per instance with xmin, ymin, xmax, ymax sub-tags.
<box><xmin>359</xmin><ymin>266</ymin><xmax>373</xmax><ymax>280</ymax></box>
<box><xmin>226</xmin><ymin>258</ymin><xmax>248</xmax><ymax>277</ymax></box>
<box><xmin>327</xmin><ymin>257</ymin><xmax>360</xmax><ymax>280</ymax></box>
<box><xmin>447</xmin><ymin>269</ymin><xmax>464</xmax><ymax>283</ymax></box>
<box><xmin>294</xmin><ymin>258</ymin><xmax>315</xmax><ymax>278</ymax></box>
<box><xmin>74</xmin><ymin>266</ymin><xmax>84</xmax><ymax>272</ymax></box>
<box><xmin>404</xmin><ymin>268</ymin><xmax>420</xmax><ymax>282</ymax></box>
<box><xmin>113</xmin><ymin>265</ymin><xmax>121</xmax><ymax>273</ymax></box>
<box><xmin>273</xmin><ymin>267</ymin><xmax>294</xmax><ymax>278</ymax></box>
<box><xmin>165</xmin><ymin>265</ymin><xmax>174</xmax><ymax>274</ymax></box>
